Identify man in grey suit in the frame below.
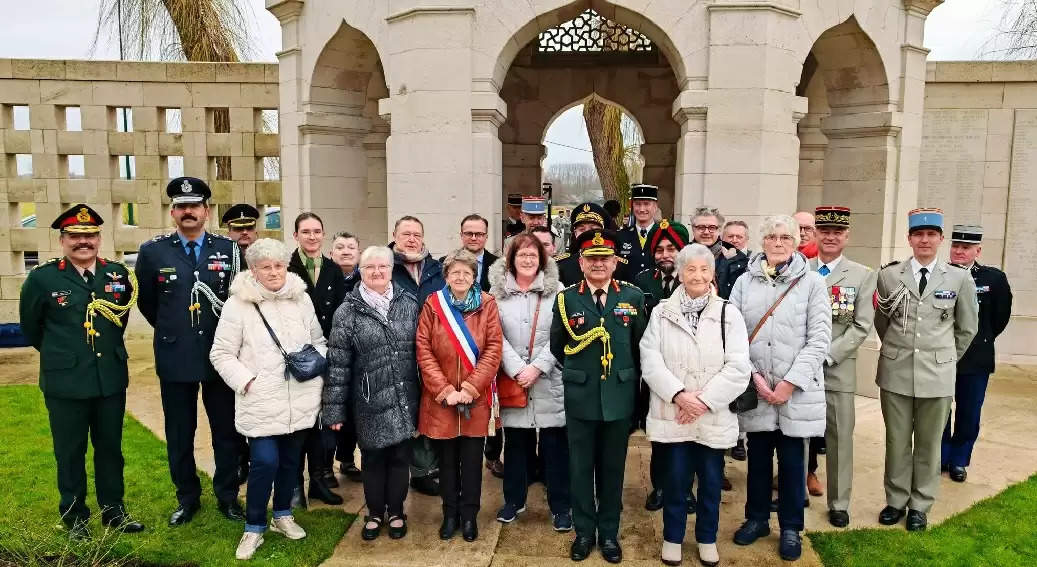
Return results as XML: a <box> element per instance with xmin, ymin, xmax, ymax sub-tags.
<box><xmin>806</xmin><ymin>206</ymin><xmax>876</xmax><ymax>528</ymax></box>
<box><xmin>874</xmin><ymin>208</ymin><xmax>978</xmax><ymax>531</ymax></box>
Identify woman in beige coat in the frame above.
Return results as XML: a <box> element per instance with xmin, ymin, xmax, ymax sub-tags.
<box><xmin>640</xmin><ymin>243</ymin><xmax>751</xmax><ymax>567</ymax></box>
<box><xmin>210</xmin><ymin>238</ymin><xmax>328</xmax><ymax>560</ymax></box>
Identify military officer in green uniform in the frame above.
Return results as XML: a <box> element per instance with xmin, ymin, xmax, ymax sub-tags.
<box><xmin>874</xmin><ymin>208</ymin><xmax>978</xmax><ymax>531</ymax></box>
<box><xmin>806</xmin><ymin>206</ymin><xmax>877</xmax><ymax>528</ymax></box>
<box><xmin>556</xmin><ymin>202</ymin><xmax>612</xmax><ymax>287</ymax></box>
<box><xmin>19</xmin><ymin>204</ymin><xmax>145</xmax><ymax>538</ymax></box>
<box><xmin>633</xmin><ymin>219</ymin><xmax>690</xmax><ymax>511</ymax></box>
<box><xmin>551</xmin><ymin>229</ymin><xmax>647</xmax><ymax>564</ymax></box>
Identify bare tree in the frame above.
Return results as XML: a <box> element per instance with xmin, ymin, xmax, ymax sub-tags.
<box><xmin>584</xmin><ymin>98</ymin><xmax>630</xmax><ymax>206</ymax></box>
<box><xmin>988</xmin><ymin>1</ymin><xmax>1037</xmax><ymax>58</ymax></box>
<box><xmin>545</xmin><ymin>162</ymin><xmax>602</xmax><ymax>204</ymax></box>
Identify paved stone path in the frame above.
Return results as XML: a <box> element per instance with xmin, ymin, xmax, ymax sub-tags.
<box><xmin>4</xmin><ymin>332</ymin><xmax>1036</xmax><ymax>566</ymax></box>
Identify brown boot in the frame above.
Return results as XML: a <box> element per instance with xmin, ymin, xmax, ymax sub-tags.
<box><xmin>807</xmin><ymin>472</ymin><xmax>823</xmax><ymax>497</ymax></box>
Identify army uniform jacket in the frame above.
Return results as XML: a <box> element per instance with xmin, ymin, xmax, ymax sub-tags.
<box><xmin>875</xmin><ymin>260</ymin><xmax>979</xmax><ymax>398</ymax></box>
<box><xmin>20</xmin><ymin>257</ymin><xmax>133</xmax><ymax>399</ymax></box>
<box><xmin>135</xmin><ymin>231</ymin><xmax>238</xmax><ymax>383</ymax></box>
<box><xmin>808</xmin><ymin>257</ymin><xmax>877</xmax><ymax>393</ymax></box>
<box><xmin>618</xmin><ymin>225</ymin><xmax>655</xmax><ymax>278</ymax></box>
<box><xmin>958</xmin><ymin>262</ymin><xmax>1012</xmax><ymax>374</ymax></box>
<box><xmin>633</xmin><ymin>268</ymin><xmax>678</xmax><ymax>315</ymax></box>
<box><xmin>550</xmin><ymin>279</ymin><xmax>647</xmax><ymax>422</ymax></box>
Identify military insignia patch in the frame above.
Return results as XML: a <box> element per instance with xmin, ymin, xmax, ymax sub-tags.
<box><xmin>933</xmin><ymin>290</ymin><xmax>957</xmax><ymax>300</ymax></box>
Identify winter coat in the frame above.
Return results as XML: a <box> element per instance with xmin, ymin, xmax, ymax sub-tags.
<box><xmin>390</xmin><ymin>246</ymin><xmax>445</xmax><ymax>305</ymax></box>
<box><xmin>488</xmin><ymin>257</ymin><xmax>565</xmax><ymax>429</ymax></box>
<box><xmin>210</xmin><ymin>271</ymin><xmax>326</xmax><ymax>438</ymax></box>
<box><xmin>416</xmin><ymin>291</ymin><xmax>503</xmax><ymax>439</ymax></box>
<box><xmin>639</xmin><ymin>289</ymin><xmax>752</xmax><ymax>448</ymax></box>
<box><xmin>323</xmin><ymin>286</ymin><xmax>421</xmax><ymax>451</ymax></box>
<box><xmin>287</xmin><ymin>250</ymin><xmax>346</xmax><ymax>339</ymax></box>
<box><xmin>729</xmin><ymin>251</ymin><xmax>832</xmax><ymax>438</ymax></box>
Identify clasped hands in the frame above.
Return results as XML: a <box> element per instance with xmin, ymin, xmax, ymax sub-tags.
<box><xmin>445</xmin><ymin>389</ymin><xmax>474</xmax><ymax>406</ymax></box>
<box><xmin>514</xmin><ymin>365</ymin><xmax>541</xmax><ymax>389</ymax></box>
<box><xmin>673</xmin><ymin>390</ymin><xmax>709</xmax><ymax>425</ymax></box>
<box><xmin>753</xmin><ymin>372</ymin><xmax>796</xmax><ymax>405</ymax></box>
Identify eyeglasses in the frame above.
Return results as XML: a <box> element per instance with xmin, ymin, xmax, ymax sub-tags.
<box><xmin>361</xmin><ymin>264</ymin><xmax>392</xmax><ymax>272</ymax></box>
<box><xmin>461</xmin><ymin>231</ymin><xmax>487</xmax><ymax>239</ymax></box>
<box><xmin>397</xmin><ymin>232</ymin><xmax>422</xmax><ymax>239</ymax></box>
<box><xmin>799</xmin><ymin>226</ymin><xmax>816</xmax><ymax>233</ymax></box>
<box><xmin>693</xmin><ymin>224</ymin><xmax>720</xmax><ymax>232</ymax></box>
<box><xmin>515</xmin><ymin>252</ymin><xmax>539</xmax><ymax>260</ymax></box>
<box><xmin>764</xmin><ymin>234</ymin><xmax>796</xmax><ymax>243</ymax></box>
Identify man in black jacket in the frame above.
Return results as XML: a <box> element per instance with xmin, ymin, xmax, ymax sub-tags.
<box><xmin>690</xmin><ymin>207</ymin><xmax>748</xmax><ymax>299</ymax></box>
<box><xmin>941</xmin><ymin>225</ymin><xmax>1013</xmax><ymax>483</ymax></box>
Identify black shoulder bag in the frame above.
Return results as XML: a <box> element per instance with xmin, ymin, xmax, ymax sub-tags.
<box><xmin>253</xmin><ymin>304</ymin><xmax>327</xmax><ymax>382</ymax></box>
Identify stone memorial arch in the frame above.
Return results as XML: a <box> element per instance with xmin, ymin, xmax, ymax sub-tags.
<box><xmin>269</xmin><ymin>0</ymin><xmax>943</xmax><ymax>257</ymax></box>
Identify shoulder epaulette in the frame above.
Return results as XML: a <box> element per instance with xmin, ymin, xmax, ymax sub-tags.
<box><xmin>949</xmin><ymin>262</ymin><xmax>967</xmax><ymax>270</ymax></box>
<box><xmin>31</xmin><ymin>258</ymin><xmax>59</xmax><ymax>271</ymax></box>
<box><xmin>617</xmin><ymin>280</ymin><xmax>638</xmax><ymax>288</ymax></box>
<box><xmin>635</xmin><ymin>269</ymin><xmax>653</xmax><ymax>278</ymax></box>
<box><xmin>561</xmin><ymin>282</ymin><xmax>580</xmax><ymax>291</ymax></box>
<box><xmin>101</xmin><ymin>257</ymin><xmax>129</xmax><ymax>270</ymax></box>
<box><xmin>143</xmin><ymin>232</ymin><xmax>174</xmax><ymax>246</ymax></box>
<box><xmin>210</xmin><ymin>232</ymin><xmax>233</xmax><ymax>241</ymax></box>
<box><xmin>881</xmin><ymin>260</ymin><xmax>900</xmax><ymax>269</ymax></box>
<box><xmin>554</xmin><ymin>252</ymin><xmax>571</xmax><ymax>260</ymax></box>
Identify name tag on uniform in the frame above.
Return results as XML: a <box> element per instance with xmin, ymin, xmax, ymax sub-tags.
<box><xmin>934</xmin><ymin>290</ymin><xmax>957</xmax><ymax>300</ymax></box>
<box><xmin>975</xmin><ymin>285</ymin><xmax>990</xmax><ymax>294</ymax></box>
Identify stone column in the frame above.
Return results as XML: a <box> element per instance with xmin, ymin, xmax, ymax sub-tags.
<box><xmin>671</xmin><ymin>93</ymin><xmax>707</xmax><ymax>223</ymax></box>
<box><xmin>384</xmin><ymin>7</ymin><xmax>476</xmax><ymax>255</ymax></box>
<box><xmin>267</xmin><ymin>0</ymin><xmax>305</xmax><ymax>243</ymax></box>
<box><xmin>472</xmin><ymin>92</ymin><xmax>507</xmax><ymax>251</ymax></box>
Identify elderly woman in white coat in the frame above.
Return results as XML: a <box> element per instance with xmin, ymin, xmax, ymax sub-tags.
<box><xmin>210</xmin><ymin>238</ymin><xmax>328</xmax><ymax>560</ymax></box>
<box><xmin>729</xmin><ymin>215</ymin><xmax>832</xmax><ymax>562</ymax></box>
<box><xmin>489</xmin><ymin>233</ymin><xmax>572</xmax><ymax>531</ymax></box>
<box><xmin>640</xmin><ymin>243</ymin><xmax>751</xmax><ymax>567</ymax></box>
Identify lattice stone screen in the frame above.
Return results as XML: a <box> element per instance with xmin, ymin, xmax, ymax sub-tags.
<box><xmin>0</xmin><ymin>59</ymin><xmax>282</xmax><ymax>321</ymax></box>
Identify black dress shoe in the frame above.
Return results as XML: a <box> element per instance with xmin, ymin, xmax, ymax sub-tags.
<box><xmin>439</xmin><ymin>515</ymin><xmax>459</xmax><ymax>540</ymax></box>
<box><xmin>308</xmin><ymin>479</ymin><xmax>344</xmax><ymax>505</ymax></box>
<box><xmin>599</xmin><ymin>537</ymin><xmax>622</xmax><ymax>564</ymax></box>
<box><xmin>779</xmin><ymin>529</ymin><xmax>802</xmax><ymax>561</ymax></box>
<box><xmin>387</xmin><ymin>514</ymin><xmax>407</xmax><ymax>539</ymax></box>
<box><xmin>731</xmin><ymin>439</ymin><xmax>747</xmax><ymax>461</ymax></box>
<box><xmin>321</xmin><ymin>468</ymin><xmax>340</xmax><ymax>488</ymax></box>
<box><xmin>461</xmin><ymin>519</ymin><xmax>478</xmax><ymax>542</ymax></box>
<box><xmin>343</xmin><ymin>463</ymin><xmax>363</xmax><ymax>483</ymax></box>
<box><xmin>645</xmin><ymin>488</ymin><xmax>664</xmax><ymax>511</ymax></box>
<box><xmin>828</xmin><ymin>510</ymin><xmax>849</xmax><ymax>528</ymax></box>
<box><xmin>410</xmin><ymin>475</ymin><xmax>440</xmax><ymax>497</ymax></box>
<box><xmin>878</xmin><ymin>505</ymin><xmax>905</xmax><ymax>525</ymax></box>
<box><xmin>570</xmin><ymin>535</ymin><xmax>595</xmax><ymax>561</ymax></box>
<box><xmin>218</xmin><ymin>500</ymin><xmax>245</xmax><ymax>522</ymax></box>
<box><xmin>361</xmin><ymin>515</ymin><xmax>383</xmax><ymax>541</ymax></box>
<box><xmin>102</xmin><ymin>509</ymin><xmax>145</xmax><ymax>533</ymax></box>
<box><xmin>950</xmin><ymin>466</ymin><xmax>967</xmax><ymax>483</ymax></box>
<box><xmin>291</xmin><ymin>485</ymin><xmax>307</xmax><ymax>509</ymax></box>
<box><xmin>168</xmin><ymin>502</ymin><xmax>200</xmax><ymax>526</ymax></box>
<box><xmin>906</xmin><ymin>509</ymin><xmax>927</xmax><ymax>531</ymax></box>
<box><xmin>733</xmin><ymin>519</ymin><xmax>770</xmax><ymax>545</ymax></box>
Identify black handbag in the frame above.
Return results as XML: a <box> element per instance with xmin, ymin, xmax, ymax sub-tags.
<box><xmin>253</xmin><ymin>304</ymin><xmax>327</xmax><ymax>382</ymax></box>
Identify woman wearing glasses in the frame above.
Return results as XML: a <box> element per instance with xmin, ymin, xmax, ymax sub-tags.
<box><xmin>728</xmin><ymin>215</ymin><xmax>831</xmax><ymax>561</ymax></box>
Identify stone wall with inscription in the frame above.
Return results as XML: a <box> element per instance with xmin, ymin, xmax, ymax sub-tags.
<box><xmin>922</xmin><ymin>61</ymin><xmax>1037</xmax><ymax>364</ymax></box>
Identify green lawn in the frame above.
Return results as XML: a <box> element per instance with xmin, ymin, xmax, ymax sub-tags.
<box><xmin>810</xmin><ymin>474</ymin><xmax>1037</xmax><ymax>567</ymax></box>
<box><xmin>0</xmin><ymin>385</ymin><xmax>352</xmax><ymax>566</ymax></box>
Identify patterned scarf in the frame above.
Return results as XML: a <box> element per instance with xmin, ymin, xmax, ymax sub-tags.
<box><xmin>396</xmin><ymin>247</ymin><xmax>428</xmax><ymax>283</ymax></box>
<box><xmin>444</xmin><ymin>284</ymin><xmax>482</xmax><ymax>313</ymax></box>
<box><xmin>706</xmin><ymin>238</ymin><xmax>725</xmax><ymax>258</ymax></box>
<box><xmin>677</xmin><ymin>287</ymin><xmax>711</xmax><ymax>332</ymax></box>
<box><xmin>359</xmin><ymin>281</ymin><xmax>394</xmax><ymax>320</ymax></box>
<box><xmin>762</xmin><ymin>257</ymin><xmax>791</xmax><ymax>280</ymax></box>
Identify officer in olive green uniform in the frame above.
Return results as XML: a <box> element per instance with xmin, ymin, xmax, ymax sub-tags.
<box><xmin>874</xmin><ymin>208</ymin><xmax>978</xmax><ymax>531</ymax></box>
<box><xmin>19</xmin><ymin>204</ymin><xmax>144</xmax><ymax>538</ymax></box>
<box><xmin>551</xmin><ymin>229</ymin><xmax>647</xmax><ymax>564</ymax></box>
<box><xmin>806</xmin><ymin>206</ymin><xmax>877</xmax><ymax>528</ymax></box>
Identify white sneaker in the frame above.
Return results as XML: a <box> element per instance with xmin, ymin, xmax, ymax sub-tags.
<box><xmin>698</xmin><ymin>542</ymin><xmax>720</xmax><ymax>566</ymax></box>
<box><xmin>661</xmin><ymin>541</ymin><xmax>682</xmax><ymax>565</ymax></box>
<box><xmin>235</xmin><ymin>532</ymin><xmax>264</xmax><ymax>560</ymax></box>
<box><xmin>270</xmin><ymin>515</ymin><xmax>307</xmax><ymax>540</ymax></box>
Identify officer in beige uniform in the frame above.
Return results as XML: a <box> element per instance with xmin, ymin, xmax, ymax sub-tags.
<box><xmin>874</xmin><ymin>208</ymin><xmax>978</xmax><ymax>531</ymax></box>
<box><xmin>806</xmin><ymin>206</ymin><xmax>876</xmax><ymax>528</ymax></box>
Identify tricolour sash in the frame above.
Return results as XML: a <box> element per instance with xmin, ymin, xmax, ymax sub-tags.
<box><xmin>430</xmin><ymin>289</ymin><xmax>480</xmax><ymax>372</ymax></box>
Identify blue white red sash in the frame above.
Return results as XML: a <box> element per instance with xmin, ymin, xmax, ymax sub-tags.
<box><xmin>431</xmin><ymin>289</ymin><xmax>480</xmax><ymax>372</ymax></box>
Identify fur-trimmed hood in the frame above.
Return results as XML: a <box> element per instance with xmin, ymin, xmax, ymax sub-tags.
<box><xmin>229</xmin><ymin>270</ymin><xmax>309</xmax><ymax>304</ymax></box>
<box><xmin>487</xmin><ymin>256</ymin><xmax>561</xmax><ymax>300</ymax></box>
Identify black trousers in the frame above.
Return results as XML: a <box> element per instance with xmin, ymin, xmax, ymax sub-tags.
<box><xmin>361</xmin><ymin>441</ymin><xmax>411</xmax><ymax>518</ymax></box>
<box><xmin>299</xmin><ymin>426</ymin><xmax>335</xmax><ymax>483</ymax></box>
<box><xmin>434</xmin><ymin>436</ymin><xmax>485</xmax><ymax>522</ymax></box>
<box><xmin>45</xmin><ymin>393</ymin><xmax>127</xmax><ymax>525</ymax></box>
<box><xmin>159</xmin><ymin>380</ymin><xmax>244</xmax><ymax>506</ymax></box>
<box><xmin>808</xmin><ymin>436</ymin><xmax>825</xmax><ymax>474</ymax></box>
<box><xmin>484</xmin><ymin>427</ymin><xmax>503</xmax><ymax>461</ymax></box>
<box><xmin>336</xmin><ymin>409</ymin><xmax>358</xmax><ymax>467</ymax></box>
<box><xmin>503</xmin><ymin>427</ymin><xmax>570</xmax><ymax>514</ymax></box>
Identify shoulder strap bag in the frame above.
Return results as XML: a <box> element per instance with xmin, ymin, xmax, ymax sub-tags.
<box><xmin>497</xmin><ymin>295</ymin><xmax>543</xmax><ymax>409</ymax></box>
<box><xmin>728</xmin><ymin>275</ymin><xmax>804</xmax><ymax>413</ymax></box>
<box><xmin>254</xmin><ymin>303</ymin><xmax>327</xmax><ymax>382</ymax></box>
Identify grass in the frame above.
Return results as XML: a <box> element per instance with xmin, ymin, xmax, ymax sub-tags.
<box><xmin>810</xmin><ymin>474</ymin><xmax>1037</xmax><ymax>567</ymax></box>
<box><xmin>0</xmin><ymin>385</ymin><xmax>353</xmax><ymax>566</ymax></box>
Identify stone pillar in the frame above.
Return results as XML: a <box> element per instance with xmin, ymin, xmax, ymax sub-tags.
<box><xmin>384</xmin><ymin>7</ymin><xmax>476</xmax><ymax>255</ymax></box>
<box><xmin>671</xmin><ymin>93</ymin><xmax>707</xmax><ymax>223</ymax></box>
<box><xmin>796</xmin><ymin>113</ymin><xmax>827</xmax><ymax>211</ymax></box>
<box><xmin>472</xmin><ymin>93</ymin><xmax>507</xmax><ymax>251</ymax></box>
<box><xmin>702</xmin><ymin>3</ymin><xmax>808</xmax><ymax>232</ymax></box>
<box><xmin>267</xmin><ymin>0</ymin><xmax>305</xmax><ymax>244</ymax></box>
<box><xmin>362</xmin><ymin>129</ymin><xmax>389</xmax><ymax>246</ymax></box>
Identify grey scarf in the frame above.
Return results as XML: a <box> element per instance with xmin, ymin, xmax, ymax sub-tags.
<box><xmin>359</xmin><ymin>281</ymin><xmax>394</xmax><ymax>320</ymax></box>
<box><xmin>677</xmin><ymin>287</ymin><xmax>711</xmax><ymax>332</ymax></box>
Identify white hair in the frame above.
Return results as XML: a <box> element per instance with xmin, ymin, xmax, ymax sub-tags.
<box><xmin>359</xmin><ymin>245</ymin><xmax>393</xmax><ymax>268</ymax></box>
<box><xmin>245</xmin><ymin>238</ymin><xmax>291</xmax><ymax>265</ymax></box>
<box><xmin>758</xmin><ymin>214</ymin><xmax>801</xmax><ymax>248</ymax></box>
<box><xmin>674</xmin><ymin>243</ymin><xmax>716</xmax><ymax>274</ymax></box>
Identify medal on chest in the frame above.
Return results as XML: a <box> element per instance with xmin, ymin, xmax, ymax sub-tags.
<box><xmin>830</xmin><ymin>286</ymin><xmax>856</xmax><ymax>325</ymax></box>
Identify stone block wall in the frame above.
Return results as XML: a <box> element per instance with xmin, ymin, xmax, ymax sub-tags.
<box><xmin>0</xmin><ymin>59</ymin><xmax>281</xmax><ymax>321</ymax></box>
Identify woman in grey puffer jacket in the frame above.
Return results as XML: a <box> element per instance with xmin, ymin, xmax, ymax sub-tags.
<box><xmin>488</xmin><ymin>233</ymin><xmax>571</xmax><ymax>531</ymax></box>
<box><xmin>728</xmin><ymin>215</ymin><xmax>831</xmax><ymax>562</ymax></box>
<box><xmin>324</xmin><ymin>246</ymin><xmax>420</xmax><ymax>541</ymax></box>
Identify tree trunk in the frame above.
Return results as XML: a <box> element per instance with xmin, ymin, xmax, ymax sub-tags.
<box><xmin>161</xmin><ymin>0</ymin><xmax>240</xmax><ymax>62</ymax></box>
<box><xmin>584</xmin><ymin>98</ymin><xmax>630</xmax><ymax>212</ymax></box>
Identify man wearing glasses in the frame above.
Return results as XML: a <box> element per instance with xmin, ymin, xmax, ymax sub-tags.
<box><xmin>443</xmin><ymin>214</ymin><xmax>497</xmax><ymax>293</ymax></box>
<box><xmin>689</xmin><ymin>207</ymin><xmax>748</xmax><ymax>299</ymax></box>
<box><xmin>793</xmin><ymin>211</ymin><xmax>819</xmax><ymax>259</ymax></box>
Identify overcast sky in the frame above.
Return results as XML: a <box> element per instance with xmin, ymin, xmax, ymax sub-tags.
<box><xmin>0</xmin><ymin>0</ymin><xmax>1020</xmax><ymax>167</ymax></box>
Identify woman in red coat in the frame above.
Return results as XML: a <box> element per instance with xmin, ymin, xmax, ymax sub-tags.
<box><xmin>416</xmin><ymin>249</ymin><xmax>503</xmax><ymax>543</ymax></box>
